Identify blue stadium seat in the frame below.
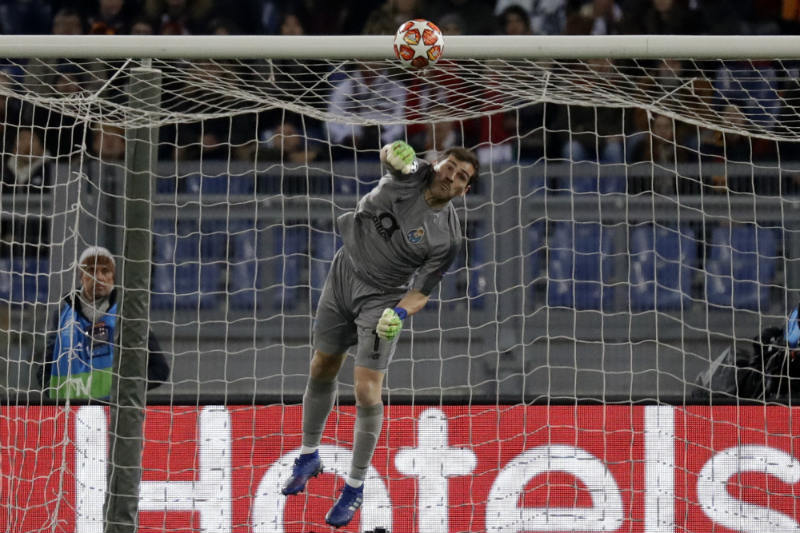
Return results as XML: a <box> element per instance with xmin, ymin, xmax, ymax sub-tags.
<box><xmin>547</xmin><ymin>222</ymin><xmax>614</xmax><ymax>310</ymax></box>
<box><xmin>706</xmin><ymin>224</ymin><xmax>778</xmax><ymax>310</ymax></box>
<box><xmin>558</xmin><ymin>162</ymin><xmax>600</xmax><ymax>194</ymax></box>
<box><xmin>152</xmin><ymin>262</ymin><xmax>221</xmax><ymax>310</ymax></box>
<box><xmin>151</xmin><ymin>219</ymin><xmax>221</xmax><ymax>310</ymax></box>
<box><xmin>229</xmin><ymin>259</ymin><xmax>259</xmax><ymax>310</ymax></box>
<box><xmin>257</xmin><ymin>173</ymin><xmax>281</xmax><ymax>194</ymax></box>
<box><xmin>558</xmin><ymin>144</ymin><xmax>625</xmax><ymax>194</ymax></box>
<box><xmin>228</xmin><ymin>174</ymin><xmax>255</xmax><ymax>195</ymax></box>
<box><xmin>358</xmin><ymin>175</ymin><xmax>381</xmax><ymax>195</ymax></box>
<box><xmin>465</xmin><ymin>225</ymin><xmax>490</xmax><ymax>309</ymax></box>
<box><xmin>200</xmin><ymin>219</ymin><xmax>228</xmax><ymax>261</ymax></box>
<box><xmin>182</xmin><ymin>173</ymin><xmax>203</xmax><ymax>195</ymax></box>
<box><xmin>184</xmin><ymin>174</ymin><xmax>249</xmax><ymax>196</ymax></box>
<box><xmin>523</xmin><ymin>162</ymin><xmax>546</xmax><ymax>196</ymax></box>
<box><xmin>273</xmin><ymin>225</ymin><xmax>308</xmax><ymax>310</ymax></box>
<box><xmin>174</xmin><ymin>228</ymin><xmax>200</xmax><ymax>264</ymax></box>
<box><xmin>525</xmin><ymin>219</ymin><xmax>546</xmax><ymax>293</ymax></box>
<box><xmin>152</xmin><ymin>219</ymin><xmax>176</xmax><ymax>264</ymax></box>
<box><xmin>150</xmin><ymin>263</ymin><xmax>174</xmax><ymax>309</ymax></box>
<box><xmin>439</xmin><ymin>222</ymin><xmax>490</xmax><ymax>309</ymax></box>
<box><xmin>310</xmin><ymin>224</ymin><xmax>338</xmax><ymax>309</ymax></box>
<box><xmin>11</xmin><ymin>258</ymin><xmax>48</xmax><ymax>303</ymax></box>
<box><xmin>201</xmin><ymin>175</ymin><xmax>230</xmax><ymax>195</ymax></box>
<box><xmin>229</xmin><ymin>222</ymin><xmax>260</xmax><ymax>310</ymax></box>
<box><xmin>155</xmin><ymin>176</ymin><xmax>177</xmax><ymax>194</ymax></box>
<box><xmin>153</xmin><ymin>219</ymin><xmax>199</xmax><ymax>264</ymax></box>
<box><xmin>0</xmin><ymin>258</ymin><xmax>11</xmax><ymax>302</ymax></box>
<box><xmin>629</xmin><ymin>225</ymin><xmax>696</xmax><ymax>311</ymax></box>
<box><xmin>334</xmin><ymin>176</ymin><xmax>357</xmax><ymax>195</ymax></box>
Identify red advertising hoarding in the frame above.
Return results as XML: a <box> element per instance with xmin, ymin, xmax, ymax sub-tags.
<box><xmin>1</xmin><ymin>405</ymin><xmax>799</xmax><ymax>532</ymax></box>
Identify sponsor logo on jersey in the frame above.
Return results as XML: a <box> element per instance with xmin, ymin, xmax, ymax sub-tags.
<box><xmin>359</xmin><ymin>211</ymin><xmax>400</xmax><ymax>241</ymax></box>
<box><xmin>407</xmin><ymin>227</ymin><xmax>425</xmax><ymax>244</ymax></box>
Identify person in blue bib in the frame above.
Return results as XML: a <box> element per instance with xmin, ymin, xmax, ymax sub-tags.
<box><xmin>39</xmin><ymin>246</ymin><xmax>169</xmax><ymax>400</ymax></box>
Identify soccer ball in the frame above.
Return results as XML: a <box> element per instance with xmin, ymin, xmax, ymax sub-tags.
<box><xmin>393</xmin><ymin>19</ymin><xmax>444</xmax><ymax>69</ymax></box>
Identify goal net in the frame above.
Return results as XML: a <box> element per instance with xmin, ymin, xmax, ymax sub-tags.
<box><xmin>2</xmin><ymin>34</ymin><xmax>800</xmax><ymax>532</ymax></box>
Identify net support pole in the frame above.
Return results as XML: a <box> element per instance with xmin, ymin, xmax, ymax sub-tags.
<box><xmin>104</xmin><ymin>66</ymin><xmax>161</xmax><ymax>533</ymax></box>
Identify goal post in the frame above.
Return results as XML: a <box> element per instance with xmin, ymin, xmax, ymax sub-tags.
<box><xmin>103</xmin><ymin>65</ymin><xmax>161</xmax><ymax>533</ymax></box>
<box><xmin>2</xmin><ymin>34</ymin><xmax>800</xmax><ymax>59</ymax></box>
<box><xmin>2</xmin><ymin>34</ymin><xmax>800</xmax><ymax>532</ymax></box>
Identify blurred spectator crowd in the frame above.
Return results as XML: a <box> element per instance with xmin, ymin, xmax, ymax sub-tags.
<box><xmin>1</xmin><ymin>0</ymin><xmax>798</xmax><ymax>38</ymax></box>
<box><xmin>0</xmin><ymin>0</ymin><xmax>796</xmax><ymax>183</ymax></box>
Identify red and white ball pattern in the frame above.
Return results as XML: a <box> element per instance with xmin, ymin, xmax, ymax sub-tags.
<box><xmin>393</xmin><ymin>19</ymin><xmax>444</xmax><ymax>69</ymax></box>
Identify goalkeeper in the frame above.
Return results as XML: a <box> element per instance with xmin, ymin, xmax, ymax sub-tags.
<box><xmin>282</xmin><ymin>141</ymin><xmax>478</xmax><ymax>528</ymax></box>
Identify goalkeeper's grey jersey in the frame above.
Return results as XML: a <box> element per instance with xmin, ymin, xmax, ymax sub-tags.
<box><xmin>337</xmin><ymin>159</ymin><xmax>462</xmax><ymax>295</ymax></box>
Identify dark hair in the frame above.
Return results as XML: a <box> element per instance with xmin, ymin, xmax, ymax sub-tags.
<box><xmin>499</xmin><ymin>5</ymin><xmax>532</xmax><ymax>33</ymax></box>
<box><xmin>443</xmin><ymin>146</ymin><xmax>480</xmax><ymax>186</ymax></box>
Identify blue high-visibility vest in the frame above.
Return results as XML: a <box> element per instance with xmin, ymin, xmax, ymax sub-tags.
<box><xmin>48</xmin><ymin>299</ymin><xmax>117</xmax><ymax>399</ymax></box>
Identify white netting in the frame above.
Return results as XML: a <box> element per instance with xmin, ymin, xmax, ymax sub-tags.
<box><xmin>5</xmin><ymin>56</ymin><xmax>800</xmax><ymax>138</ymax></box>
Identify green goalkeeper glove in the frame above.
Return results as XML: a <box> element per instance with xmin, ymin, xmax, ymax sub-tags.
<box><xmin>381</xmin><ymin>140</ymin><xmax>416</xmax><ymax>174</ymax></box>
<box><xmin>376</xmin><ymin>307</ymin><xmax>408</xmax><ymax>341</ymax></box>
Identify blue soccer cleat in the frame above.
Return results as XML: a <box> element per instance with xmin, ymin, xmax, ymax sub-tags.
<box><xmin>281</xmin><ymin>451</ymin><xmax>323</xmax><ymax>495</ymax></box>
<box><xmin>325</xmin><ymin>483</ymin><xmax>363</xmax><ymax>528</ymax></box>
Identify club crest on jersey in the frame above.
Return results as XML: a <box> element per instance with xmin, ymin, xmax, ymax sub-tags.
<box><xmin>407</xmin><ymin>227</ymin><xmax>425</xmax><ymax>244</ymax></box>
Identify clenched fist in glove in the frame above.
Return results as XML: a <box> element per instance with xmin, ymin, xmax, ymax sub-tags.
<box><xmin>380</xmin><ymin>141</ymin><xmax>416</xmax><ymax>174</ymax></box>
<box><xmin>376</xmin><ymin>307</ymin><xmax>408</xmax><ymax>341</ymax></box>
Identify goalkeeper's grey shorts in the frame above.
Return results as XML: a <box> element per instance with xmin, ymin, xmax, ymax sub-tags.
<box><xmin>312</xmin><ymin>249</ymin><xmax>405</xmax><ymax>371</ymax></box>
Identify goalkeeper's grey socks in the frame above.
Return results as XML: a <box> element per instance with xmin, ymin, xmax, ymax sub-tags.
<box><xmin>301</xmin><ymin>376</ymin><xmax>337</xmax><ymax>452</ymax></box>
<box><xmin>347</xmin><ymin>403</ymin><xmax>384</xmax><ymax>486</ymax></box>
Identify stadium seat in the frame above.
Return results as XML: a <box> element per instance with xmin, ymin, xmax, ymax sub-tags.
<box><xmin>184</xmin><ymin>173</ymin><xmax>229</xmax><ymax>195</ymax></box>
<box><xmin>228</xmin><ymin>174</ymin><xmax>255</xmax><ymax>195</ymax></box>
<box><xmin>229</xmin><ymin>222</ymin><xmax>260</xmax><ymax>311</ymax></box>
<box><xmin>183</xmin><ymin>173</ymin><xmax>255</xmax><ymax>196</ymax></box>
<box><xmin>706</xmin><ymin>224</ymin><xmax>778</xmax><ymax>310</ymax></box>
<box><xmin>523</xmin><ymin>161</ymin><xmax>546</xmax><ymax>195</ymax></box>
<box><xmin>547</xmin><ymin>221</ymin><xmax>614</xmax><ymax>310</ymax></box>
<box><xmin>358</xmin><ymin>175</ymin><xmax>381</xmax><ymax>195</ymax></box>
<box><xmin>310</xmin><ymin>225</ymin><xmax>338</xmax><ymax>309</ymax></box>
<box><xmin>153</xmin><ymin>219</ymin><xmax>200</xmax><ymax>265</ymax></box>
<box><xmin>201</xmin><ymin>175</ymin><xmax>230</xmax><ymax>195</ymax></box>
<box><xmin>152</xmin><ymin>219</ymin><xmax>176</xmax><ymax>264</ymax></box>
<box><xmin>150</xmin><ymin>263</ymin><xmax>174</xmax><ymax>310</ymax></box>
<box><xmin>152</xmin><ymin>262</ymin><xmax>221</xmax><ymax>310</ymax></box>
<box><xmin>182</xmin><ymin>173</ymin><xmax>203</xmax><ymax>195</ymax></box>
<box><xmin>629</xmin><ymin>224</ymin><xmax>696</xmax><ymax>310</ymax></box>
<box><xmin>273</xmin><ymin>225</ymin><xmax>308</xmax><ymax>310</ymax></box>
<box><xmin>334</xmin><ymin>176</ymin><xmax>357</xmax><ymax>195</ymax></box>
<box><xmin>525</xmin><ymin>219</ymin><xmax>546</xmax><ymax>293</ymax></box>
<box><xmin>155</xmin><ymin>176</ymin><xmax>177</xmax><ymax>194</ymax></box>
<box><xmin>466</xmin><ymin>226</ymin><xmax>490</xmax><ymax>310</ymax></box>
<box><xmin>0</xmin><ymin>258</ymin><xmax>10</xmax><ymax>302</ymax></box>
<box><xmin>11</xmin><ymin>258</ymin><xmax>48</xmax><ymax>304</ymax></box>
<box><xmin>200</xmin><ymin>219</ymin><xmax>228</xmax><ymax>261</ymax></box>
<box><xmin>559</xmin><ymin>142</ymin><xmax>625</xmax><ymax>194</ymax></box>
<box><xmin>152</xmin><ymin>219</ymin><xmax>222</xmax><ymax>310</ymax></box>
<box><xmin>439</xmin><ymin>222</ymin><xmax>490</xmax><ymax>309</ymax></box>
<box><xmin>257</xmin><ymin>173</ymin><xmax>281</xmax><ymax>194</ymax></box>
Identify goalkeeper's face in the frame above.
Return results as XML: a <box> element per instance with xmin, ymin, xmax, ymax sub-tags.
<box><xmin>429</xmin><ymin>155</ymin><xmax>474</xmax><ymax>203</ymax></box>
<box><xmin>80</xmin><ymin>256</ymin><xmax>115</xmax><ymax>301</ymax></box>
